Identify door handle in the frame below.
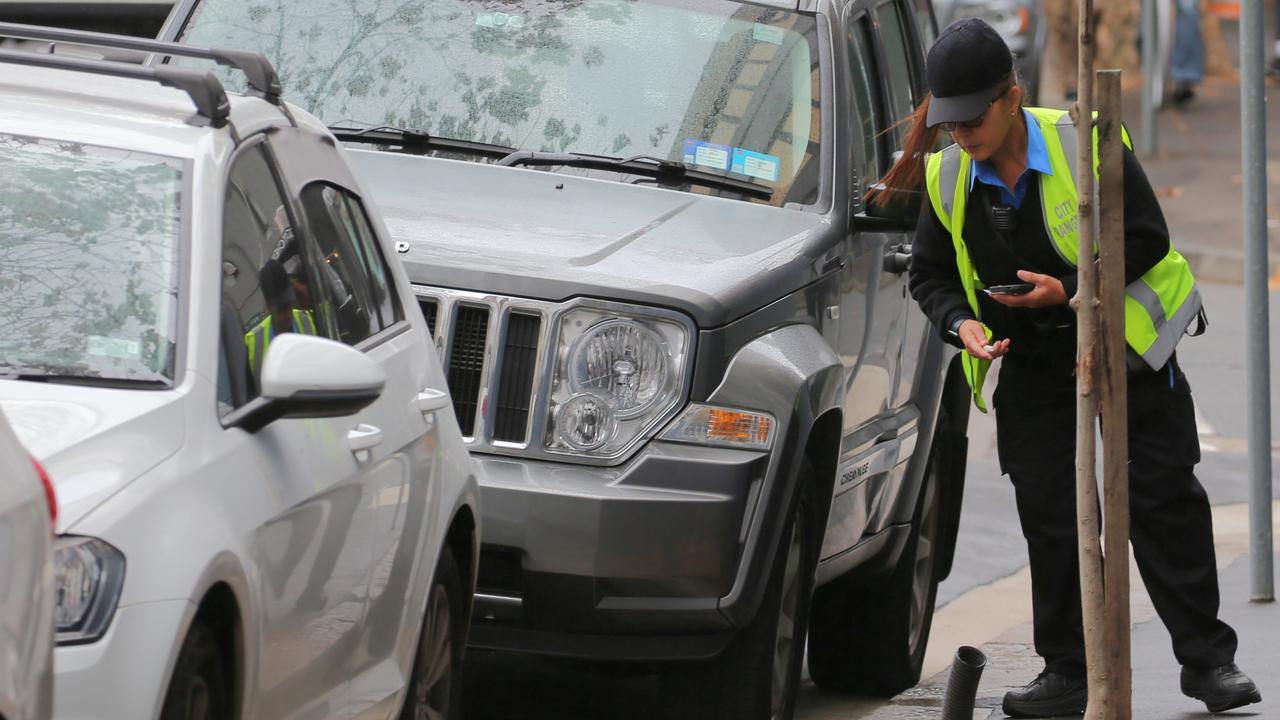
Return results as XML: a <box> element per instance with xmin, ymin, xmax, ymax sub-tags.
<box><xmin>416</xmin><ymin>388</ymin><xmax>450</xmax><ymax>414</ymax></box>
<box><xmin>347</xmin><ymin>424</ymin><xmax>383</xmax><ymax>462</ymax></box>
<box><xmin>883</xmin><ymin>245</ymin><xmax>912</xmax><ymax>274</ymax></box>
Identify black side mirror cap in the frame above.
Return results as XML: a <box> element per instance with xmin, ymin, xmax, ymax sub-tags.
<box><xmin>863</xmin><ymin>183</ymin><xmax>924</xmax><ymax>225</ymax></box>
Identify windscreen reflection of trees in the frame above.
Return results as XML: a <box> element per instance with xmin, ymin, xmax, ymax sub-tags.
<box><xmin>183</xmin><ymin>0</ymin><xmax>634</xmax><ymax>150</ymax></box>
<box><xmin>181</xmin><ymin>0</ymin><xmax>807</xmax><ymax>165</ymax></box>
<box><xmin>0</xmin><ymin>136</ymin><xmax>180</xmax><ymax>381</ymax></box>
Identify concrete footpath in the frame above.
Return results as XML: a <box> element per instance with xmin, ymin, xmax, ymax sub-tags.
<box><xmin>865</xmin><ymin>505</ymin><xmax>1279</xmax><ymax>720</ymax></box>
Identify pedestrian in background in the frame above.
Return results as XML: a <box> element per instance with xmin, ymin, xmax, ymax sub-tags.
<box><xmin>871</xmin><ymin>18</ymin><xmax>1262</xmax><ymax>719</ymax></box>
<box><xmin>1171</xmin><ymin>0</ymin><xmax>1206</xmax><ymax>104</ymax></box>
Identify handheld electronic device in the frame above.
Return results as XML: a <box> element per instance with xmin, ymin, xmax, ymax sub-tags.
<box><xmin>984</xmin><ymin>283</ymin><xmax>1035</xmax><ymax>296</ymax></box>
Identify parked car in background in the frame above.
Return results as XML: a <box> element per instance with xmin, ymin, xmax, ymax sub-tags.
<box><xmin>163</xmin><ymin>0</ymin><xmax>972</xmax><ymax>717</ymax></box>
<box><xmin>0</xmin><ymin>410</ymin><xmax>54</xmax><ymax>720</ymax></box>
<box><xmin>0</xmin><ymin>25</ymin><xmax>478</xmax><ymax>720</ymax></box>
<box><xmin>932</xmin><ymin>0</ymin><xmax>1044</xmax><ymax>103</ymax></box>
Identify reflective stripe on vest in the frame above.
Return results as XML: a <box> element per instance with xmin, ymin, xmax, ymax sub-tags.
<box><xmin>246</xmin><ymin>309</ymin><xmax>318</xmax><ymax>377</ymax></box>
<box><xmin>925</xmin><ymin>107</ymin><xmax>1202</xmax><ymax>411</ymax></box>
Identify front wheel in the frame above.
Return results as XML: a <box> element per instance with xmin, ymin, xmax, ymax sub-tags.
<box><xmin>401</xmin><ymin>551</ymin><xmax>467</xmax><ymax>720</ymax></box>
<box><xmin>807</xmin><ymin>410</ymin><xmax>948</xmax><ymax>696</ymax></box>
<box><xmin>159</xmin><ymin>621</ymin><xmax>231</xmax><ymax>720</ymax></box>
<box><xmin>661</xmin><ymin>479</ymin><xmax>817</xmax><ymax>720</ymax></box>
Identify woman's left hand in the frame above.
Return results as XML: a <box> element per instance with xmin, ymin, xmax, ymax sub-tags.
<box><xmin>989</xmin><ymin>270</ymin><xmax>1068</xmax><ymax>308</ymax></box>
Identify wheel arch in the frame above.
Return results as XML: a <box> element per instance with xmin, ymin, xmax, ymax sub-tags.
<box><xmin>191</xmin><ymin>582</ymin><xmax>243</xmax><ymax>720</ymax></box>
<box><xmin>444</xmin><ymin>502</ymin><xmax>479</xmax><ymax>629</ymax></box>
<box><xmin>704</xmin><ymin>322</ymin><xmax>843</xmax><ymax>628</ymax></box>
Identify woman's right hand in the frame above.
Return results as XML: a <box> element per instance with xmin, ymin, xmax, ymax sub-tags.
<box><xmin>958</xmin><ymin>319</ymin><xmax>1010</xmax><ymax>361</ymax></box>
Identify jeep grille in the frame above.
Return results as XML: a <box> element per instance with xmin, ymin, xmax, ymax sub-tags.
<box><xmin>413</xmin><ymin>288</ymin><xmax>554</xmax><ymax>447</ymax></box>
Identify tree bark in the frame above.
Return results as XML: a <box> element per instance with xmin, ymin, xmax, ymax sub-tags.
<box><xmin>1073</xmin><ymin>3</ymin><xmax>1108</xmax><ymax>719</ymax></box>
<box><xmin>1097</xmin><ymin>69</ymin><xmax>1132</xmax><ymax>720</ymax></box>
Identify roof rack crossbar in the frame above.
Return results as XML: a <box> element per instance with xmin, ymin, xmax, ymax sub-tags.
<box><xmin>0</xmin><ymin>22</ymin><xmax>282</xmax><ymax>104</ymax></box>
<box><xmin>0</xmin><ymin>48</ymin><xmax>230</xmax><ymax>128</ymax></box>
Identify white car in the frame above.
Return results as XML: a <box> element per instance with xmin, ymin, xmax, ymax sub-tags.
<box><xmin>0</xmin><ymin>409</ymin><xmax>54</xmax><ymax>720</ymax></box>
<box><xmin>0</xmin><ymin>25</ymin><xmax>479</xmax><ymax>720</ymax></box>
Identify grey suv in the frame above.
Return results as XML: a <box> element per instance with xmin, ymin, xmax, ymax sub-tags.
<box><xmin>162</xmin><ymin>0</ymin><xmax>971</xmax><ymax>715</ymax></box>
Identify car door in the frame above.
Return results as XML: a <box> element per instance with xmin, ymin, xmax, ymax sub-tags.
<box><xmin>823</xmin><ymin>5</ymin><xmax>918</xmax><ymax>560</ymax></box>
<box><xmin>268</xmin><ymin>128</ymin><xmax>445</xmax><ymax>716</ymax></box>
<box><xmin>215</xmin><ymin>137</ymin><xmax>379</xmax><ymax>720</ymax></box>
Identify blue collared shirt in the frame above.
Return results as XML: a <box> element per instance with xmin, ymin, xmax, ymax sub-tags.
<box><xmin>970</xmin><ymin>108</ymin><xmax>1053</xmax><ymax>208</ymax></box>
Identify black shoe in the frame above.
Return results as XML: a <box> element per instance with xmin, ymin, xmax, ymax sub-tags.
<box><xmin>1002</xmin><ymin>671</ymin><xmax>1088</xmax><ymax>718</ymax></box>
<box><xmin>1181</xmin><ymin>663</ymin><xmax>1262</xmax><ymax>713</ymax></box>
<box><xmin>1171</xmin><ymin>82</ymin><xmax>1196</xmax><ymax>106</ymax></box>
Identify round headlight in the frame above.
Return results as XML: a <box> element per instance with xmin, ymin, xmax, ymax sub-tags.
<box><xmin>556</xmin><ymin>394</ymin><xmax>618</xmax><ymax>451</ymax></box>
<box><xmin>567</xmin><ymin>319</ymin><xmax>672</xmax><ymax>418</ymax></box>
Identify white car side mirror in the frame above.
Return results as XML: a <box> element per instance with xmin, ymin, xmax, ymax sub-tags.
<box><xmin>230</xmin><ymin>334</ymin><xmax>386</xmax><ymax>432</ymax></box>
<box><xmin>260</xmin><ymin>333</ymin><xmax>386</xmax><ymax>402</ymax></box>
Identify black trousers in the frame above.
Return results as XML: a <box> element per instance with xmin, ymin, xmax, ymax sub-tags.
<box><xmin>993</xmin><ymin>355</ymin><xmax>1238</xmax><ymax>677</ymax></box>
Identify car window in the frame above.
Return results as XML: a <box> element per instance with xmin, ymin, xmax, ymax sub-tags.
<box><xmin>0</xmin><ymin>133</ymin><xmax>182</xmax><ymax>385</ymax></box>
<box><xmin>846</xmin><ymin>15</ymin><xmax>884</xmax><ymax>197</ymax></box>
<box><xmin>297</xmin><ymin>183</ymin><xmax>403</xmax><ymax>344</ymax></box>
<box><xmin>910</xmin><ymin>0</ymin><xmax>937</xmax><ymax>50</ymax></box>
<box><xmin>875</xmin><ymin>0</ymin><xmax>918</xmax><ymax>130</ymax></box>
<box><xmin>218</xmin><ymin>143</ymin><xmax>325</xmax><ymax>413</ymax></box>
<box><xmin>323</xmin><ymin>187</ymin><xmax>403</xmax><ymax>330</ymax></box>
<box><xmin>178</xmin><ymin>0</ymin><xmax>823</xmax><ymax>207</ymax></box>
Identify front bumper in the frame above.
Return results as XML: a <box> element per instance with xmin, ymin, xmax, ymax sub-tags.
<box><xmin>54</xmin><ymin>598</ymin><xmax>193</xmax><ymax>720</ymax></box>
<box><xmin>469</xmin><ymin>440</ymin><xmax>769</xmax><ymax>659</ymax></box>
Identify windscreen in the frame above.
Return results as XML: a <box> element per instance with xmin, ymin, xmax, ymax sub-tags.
<box><xmin>180</xmin><ymin>0</ymin><xmax>823</xmax><ymax>206</ymax></box>
<box><xmin>0</xmin><ymin>134</ymin><xmax>183</xmax><ymax>384</ymax></box>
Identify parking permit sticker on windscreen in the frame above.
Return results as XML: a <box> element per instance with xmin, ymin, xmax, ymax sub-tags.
<box><xmin>682</xmin><ymin>140</ymin><xmax>732</xmax><ymax>171</ymax></box>
<box><xmin>475</xmin><ymin>12</ymin><xmax>526</xmax><ymax>28</ymax></box>
<box><xmin>731</xmin><ymin>149</ymin><xmax>781</xmax><ymax>182</ymax></box>
<box><xmin>87</xmin><ymin>336</ymin><xmax>141</xmax><ymax>361</ymax></box>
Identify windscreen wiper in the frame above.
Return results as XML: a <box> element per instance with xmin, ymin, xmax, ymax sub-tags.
<box><xmin>327</xmin><ymin>125</ymin><xmax>518</xmax><ymax>160</ymax></box>
<box><xmin>496</xmin><ymin>150</ymin><xmax>773</xmax><ymax>200</ymax></box>
<box><xmin>0</xmin><ymin>367</ymin><xmax>168</xmax><ymax>388</ymax></box>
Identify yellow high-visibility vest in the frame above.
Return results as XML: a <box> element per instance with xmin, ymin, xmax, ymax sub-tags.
<box><xmin>245</xmin><ymin>309</ymin><xmax>318</xmax><ymax>378</ymax></box>
<box><xmin>924</xmin><ymin>106</ymin><xmax>1202</xmax><ymax>411</ymax></box>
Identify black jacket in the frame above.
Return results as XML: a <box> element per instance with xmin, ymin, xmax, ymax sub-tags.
<box><xmin>908</xmin><ymin>145</ymin><xmax>1172</xmax><ymax>373</ymax></box>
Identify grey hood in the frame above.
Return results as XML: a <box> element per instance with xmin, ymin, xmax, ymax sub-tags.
<box><xmin>347</xmin><ymin>150</ymin><xmax>832</xmax><ymax>327</ymax></box>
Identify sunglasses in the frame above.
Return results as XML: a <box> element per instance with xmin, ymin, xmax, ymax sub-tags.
<box><xmin>938</xmin><ymin>85</ymin><xmax>1014</xmax><ymax>132</ymax></box>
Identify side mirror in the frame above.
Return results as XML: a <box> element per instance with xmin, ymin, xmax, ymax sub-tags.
<box><xmin>228</xmin><ymin>334</ymin><xmax>386</xmax><ymax>432</ymax></box>
<box><xmin>861</xmin><ymin>183</ymin><xmax>924</xmax><ymax>225</ymax></box>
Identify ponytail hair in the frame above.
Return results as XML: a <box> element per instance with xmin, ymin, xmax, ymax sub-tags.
<box><xmin>866</xmin><ymin>93</ymin><xmax>941</xmax><ymax>208</ymax></box>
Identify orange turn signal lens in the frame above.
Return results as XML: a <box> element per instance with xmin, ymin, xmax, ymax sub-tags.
<box><xmin>660</xmin><ymin>404</ymin><xmax>775</xmax><ymax>450</ymax></box>
<box><xmin>706</xmin><ymin>408</ymin><xmax>772</xmax><ymax>445</ymax></box>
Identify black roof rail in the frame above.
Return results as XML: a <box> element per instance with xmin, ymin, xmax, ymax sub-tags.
<box><xmin>0</xmin><ymin>48</ymin><xmax>231</xmax><ymax>128</ymax></box>
<box><xmin>0</xmin><ymin>22</ymin><xmax>283</xmax><ymax>105</ymax></box>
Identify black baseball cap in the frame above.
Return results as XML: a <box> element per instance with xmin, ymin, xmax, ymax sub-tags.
<box><xmin>925</xmin><ymin>18</ymin><xmax>1014</xmax><ymax>128</ymax></box>
<box><xmin>259</xmin><ymin>259</ymin><xmax>297</xmax><ymax>307</ymax></box>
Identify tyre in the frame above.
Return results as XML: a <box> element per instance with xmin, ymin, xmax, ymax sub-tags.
<box><xmin>806</xmin><ymin>409</ymin><xmax>949</xmax><ymax>696</ymax></box>
<box><xmin>160</xmin><ymin>621</ymin><xmax>231</xmax><ymax>720</ymax></box>
<box><xmin>661</xmin><ymin>478</ymin><xmax>817</xmax><ymax>720</ymax></box>
<box><xmin>401</xmin><ymin>550</ymin><xmax>466</xmax><ymax>720</ymax></box>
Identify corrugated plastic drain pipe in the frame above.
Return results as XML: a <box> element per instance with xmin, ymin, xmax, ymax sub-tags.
<box><xmin>939</xmin><ymin>645</ymin><xmax>988</xmax><ymax>720</ymax></box>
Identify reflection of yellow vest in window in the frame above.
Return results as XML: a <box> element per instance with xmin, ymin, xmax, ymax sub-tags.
<box><xmin>244</xmin><ymin>309</ymin><xmax>317</xmax><ymax>378</ymax></box>
<box><xmin>925</xmin><ymin>107</ymin><xmax>1202</xmax><ymax>412</ymax></box>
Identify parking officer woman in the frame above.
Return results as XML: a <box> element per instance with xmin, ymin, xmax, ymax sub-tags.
<box><xmin>872</xmin><ymin>18</ymin><xmax>1261</xmax><ymax>718</ymax></box>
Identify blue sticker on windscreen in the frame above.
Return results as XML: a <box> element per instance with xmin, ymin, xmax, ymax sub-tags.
<box><xmin>682</xmin><ymin>140</ymin><xmax>732</xmax><ymax>171</ymax></box>
<box><xmin>731</xmin><ymin>148</ymin><xmax>781</xmax><ymax>182</ymax></box>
